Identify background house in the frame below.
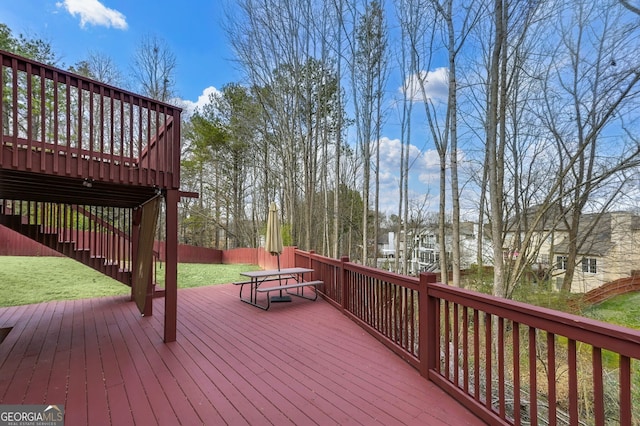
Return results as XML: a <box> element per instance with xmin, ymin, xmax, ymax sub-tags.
<box><xmin>379</xmin><ymin>209</ymin><xmax>640</xmax><ymax>293</ymax></box>
<box><xmin>504</xmin><ymin>207</ymin><xmax>640</xmax><ymax>293</ymax></box>
<box><xmin>554</xmin><ymin>212</ymin><xmax>640</xmax><ymax>292</ymax></box>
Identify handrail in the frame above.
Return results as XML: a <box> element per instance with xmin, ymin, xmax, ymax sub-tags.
<box><xmin>0</xmin><ymin>50</ymin><xmax>180</xmax><ymax>116</ymax></box>
<box><xmin>0</xmin><ymin>49</ymin><xmax>181</xmax><ymax>189</ymax></box>
<box><xmin>297</xmin><ymin>248</ymin><xmax>640</xmax><ymax>425</ymax></box>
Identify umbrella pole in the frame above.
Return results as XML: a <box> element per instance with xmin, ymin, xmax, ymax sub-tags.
<box><xmin>271</xmin><ymin>253</ymin><xmax>291</xmax><ymax>303</ymax></box>
<box><xmin>277</xmin><ymin>254</ymin><xmax>283</xmax><ymax>297</ymax></box>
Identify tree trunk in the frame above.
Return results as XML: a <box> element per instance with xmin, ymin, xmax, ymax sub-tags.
<box><xmin>444</xmin><ymin>0</ymin><xmax>461</xmax><ymax>287</ymax></box>
<box><xmin>489</xmin><ymin>0</ymin><xmax>506</xmax><ymax>298</ymax></box>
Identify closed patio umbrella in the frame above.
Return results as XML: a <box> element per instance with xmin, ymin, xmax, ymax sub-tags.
<box><xmin>265</xmin><ymin>202</ymin><xmax>283</xmax><ymax>261</ymax></box>
<box><xmin>265</xmin><ymin>202</ymin><xmax>290</xmax><ymax>302</ymax></box>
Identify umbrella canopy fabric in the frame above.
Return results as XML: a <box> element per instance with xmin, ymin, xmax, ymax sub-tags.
<box><xmin>265</xmin><ymin>202</ymin><xmax>283</xmax><ymax>256</ymax></box>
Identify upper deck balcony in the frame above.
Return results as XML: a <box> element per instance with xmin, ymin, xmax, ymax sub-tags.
<box><xmin>0</xmin><ymin>49</ymin><xmax>181</xmax><ymax>208</ymax></box>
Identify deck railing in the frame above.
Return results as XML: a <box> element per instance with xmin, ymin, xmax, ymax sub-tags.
<box><xmin>0</xmin><ymin>49</ymin><xmax>181</xmax><ymax>189</ymax></box>
<box><xmin>296</xmin><ymin>249</ymin><xmax>640</xmax><ymax>425</ymax></box>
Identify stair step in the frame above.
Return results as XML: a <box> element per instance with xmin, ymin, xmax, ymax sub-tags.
<box><xmin>0</xmin><ymin>216</ymin><xmax>40</xmax><ymax>235</ymax></box>
<box><xmin>72</xmin><ymin>248</ymin><xmax>91</xmax><ymax>262</ymax></box>
<box><xmin>40</xmin><ymin>234</ymin><xmax>63</xmax><ymax>249</ymax></box>
<box><xmin>58</xmin><ymin>241</ymin><xmax>77</xmax><ymax>256</ymax></box>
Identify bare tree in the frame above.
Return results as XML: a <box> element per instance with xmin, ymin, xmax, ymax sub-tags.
<box><xmin>351</xmin><ymin>0</ymin><xmax>388</xmax><ymax>265</ymax></box>
<box><xmin>227</xmin><ymin>0</ymin><xmax>346</xmax><ymax>253</ymax></box>
<box><xmin>475</xmin><ymin>0</ymin><xmax>640</xmax><ymax>298</ymax></box>
<box><xmin>131</xmin><ymin>35</ymin><xmax>176</xmax><ymax>102</ymax></box>
<box><xmin>228</xmin><ymin>0</ymin><xmax>309</xmax><ymax>244</ymax></box>
<box><xmin>430</xmin><ymin>0</ymin><xmax>483</xmax><ymax>286</ymax></box>
<box><xmin>70</xmin><ymin>51</ymin><xmax>123</xmax><ymax>86</ymax></box>
<box><xmin>398</xmin><ymin>0</ymin><xmax>452</xmax><ymax>282</ymax></box>
<box><xmin>486</xmin><ymin>0</ymin><xmax>507</xmax><ymax>297</ymax></box>
<box><xmin>395</xmin><ymin>0</ymin><xmax>411</xmax><ymax>274</ymax></box>
<box><xmin>332</xmin><ymin>0</ymin><xmax>345</xmax><ymax>259</ymax></box>
<box><xmin>536</xmin><ymin>0</ymin><xmax>640</xmax><ymax>292</ymax></box>
<box><xmin>395</xmin><ymin>0</ymin><xmax>426</xmax><ymax>275</ymax></box>
<box><xmin>620</xmin><ymin>0</ymin><xmax>640</xmax><ymax>15</ymax></box>
<box><xmin>403</xmin><ymin>0</ymin><xmax>479</xmax><ymax>285</ymax></box>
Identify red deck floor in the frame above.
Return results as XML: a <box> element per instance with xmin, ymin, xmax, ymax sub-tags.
<box><xmin>0</xmin><ymin>284</ymin><xmax>484</xmax><ymax>425</ymax></box>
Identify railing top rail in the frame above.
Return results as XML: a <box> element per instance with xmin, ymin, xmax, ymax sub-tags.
<box><xmin>301</xmin><ymin>250</ymin><xmax>342</xmax><ymax>267</ymax></box>
<box><xmin>345</xmin><ymin>261</ymin><xmax>420</xmax><ymax>289</ymax></box>
<box><xmin>302</xmin><ymin>249</ymin><xmax>421</xmax><ymax>290</ymax></box>
<box><xmin>428</xmin><ymin>282</ymin><xmax>640</xmax><ymax>357</ymax></box>
<box><xmin>0</xmin><ymin>49</ymin><xmax>182</xmax><ymax>115</ymax></box>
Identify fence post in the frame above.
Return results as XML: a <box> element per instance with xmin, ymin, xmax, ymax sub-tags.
<box><xmin>419</xmin><ymin>272</ymin><xmax>437</xmax><ymax>379</ymax></box>
<box><xmin>340</xmin><ymin>256</ymin><xmax>349</xmax><ymax>312</ymax></box>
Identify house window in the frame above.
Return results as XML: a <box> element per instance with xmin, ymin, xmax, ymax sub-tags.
<box><xmin>582</xmin><ymin>258</ymin><xmax>597</xmax><ymax>274</ymax></box>
<box><xmin>557</xmin><ymin>256</ymin><xmax>568</xmax><ymax>270</ymax></box>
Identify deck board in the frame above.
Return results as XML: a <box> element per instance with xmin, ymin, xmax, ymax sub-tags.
<box><xmin>0</xmin><ymin>284</ymin><xmax>484</xmax><ymax>425</ymax></box>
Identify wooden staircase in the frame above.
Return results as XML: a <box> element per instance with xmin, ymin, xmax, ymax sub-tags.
<box><xmin>0</xmin><ymin>200</ymin><xmax>133</xmax><ymax>286</ymax></box>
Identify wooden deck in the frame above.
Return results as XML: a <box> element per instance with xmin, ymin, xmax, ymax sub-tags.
<box><xmin>0</xmin><ymin>284</ymin><xmax>483</xmax><ymax>425</ymax></box>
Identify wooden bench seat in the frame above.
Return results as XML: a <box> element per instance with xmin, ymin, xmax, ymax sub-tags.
<box><xmin>255</xmin><ymin>280</ymin><xmax>323</xmax><ymax>310</ymax></box>
<box><xmin>256</xmin><ymin>280</ymin><xmax>323</xmax><ymax>293</ymax></box>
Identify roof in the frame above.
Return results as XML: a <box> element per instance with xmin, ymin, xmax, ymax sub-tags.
<box><xmin>554</xmin><ymin>212</ymin><xmax>634</xmax><ymax>256</ymax></box>
<box><xmin>505</xmin><ymin>203</ymin><xmax>571</xmax><ymax>233</ymax></box>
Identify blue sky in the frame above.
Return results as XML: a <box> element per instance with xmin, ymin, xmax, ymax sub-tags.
<box><xmin>0</xmin><ymin>0</ymin><xmax>239</xmax><ymax>109</ymax></box>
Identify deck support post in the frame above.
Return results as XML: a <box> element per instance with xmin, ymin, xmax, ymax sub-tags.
<box><xmin>164</xmin><ymin>188</ymin><xmax>178</xmax><ymax>342</ymax></box>
<box><xmin>130</xmin><ymin>208</ymin><xmax>141</xmax><ymax>303</ymax></box>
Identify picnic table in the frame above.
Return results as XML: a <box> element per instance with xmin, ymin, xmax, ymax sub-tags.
<box><xmin>234</xmin><ymin>267</ymin><xmax>322</xmax><ymax>310</ymax></box>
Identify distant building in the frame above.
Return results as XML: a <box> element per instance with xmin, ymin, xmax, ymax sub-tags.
<box><xmin>374</xmin><ymin>223</ymin><xmax>491</xmax><ymax>275</ymax></box>
<box><xmin>504</xmin><ymin>207</ymin><xmax>640</xmax><ymax>293</ymax></box>
<box><xmin>553</xmin><ymin>212</ymin><xmax>640</xmax><ymax>292</ymax></box>
<box><xmin>377</xmin><ymin>210</ymin><xmax>640</xmax><ymax>292</ymax></box>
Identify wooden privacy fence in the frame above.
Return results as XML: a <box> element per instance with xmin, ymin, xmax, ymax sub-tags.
<box><xmin>581</xmin><ymin>275</ymin><xmax>640</xmax><ymax>305</ymax></box>
<box><xmin>295</xmin><ymin>249</ymin><xmax>640</xmax><ymax>426</ymax></box>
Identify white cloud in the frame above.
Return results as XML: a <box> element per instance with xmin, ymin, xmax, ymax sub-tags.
<box><xmin>374</xmin><ymin>137</ymin><xmax>442</xmax><ymax>214</ymax></box>
<box><xmin>377</xmin><ymin>137</ymin><xmax>440</xmax><ymax>177</ymax></box>
<box><xmin>373</xmin><ymin>136</ymin><xmax>481</xmax><ymax>215</ymax></box>
<box><xmin>377</xmin><ymin>137</ymin><xmax>424</xmax><ymax>170</ymax></box>
<box><xmin>401</xmin><ymin>67</ymin><xmax>449</xmax><ymax>103</ymax></box>
<box><xmin>177</xmin><ymin>86</ymin><xmax>220</xmax><ymax>118</ymax></box>
<box><xmin>417</xmin><ymin>170</ymin><xmax>440</xmax><ymax>186</ymax></box>
<box><xmin>56</xmin><ymin>0</ymin><xmax>127</xmax><ymax>30</ymax></box>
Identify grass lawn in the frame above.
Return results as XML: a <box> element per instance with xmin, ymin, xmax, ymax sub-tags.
<box><xmin>0</xmin><ymin>256</ymin><xmax>260</xmax><ymax>307</ymax></box>
<box><xmin>583</xmin><ymin>291</ymin><xmax>640</xmax><ymax>330</ymax></box>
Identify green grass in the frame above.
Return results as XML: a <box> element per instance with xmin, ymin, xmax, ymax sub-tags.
<box><xmin>583</xmin><ymin>291</ymin><xmax>640</xmax><ymax>330</ymax></box>
<box><xmin>155</xmin><ymin>261</ymin><xmax>260</xmax><ymax>288</ymax></box>
<box><xmin>0</xmin><ymin>256</ymin><xmax>260</xmax><ymax>307</ymax></box>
